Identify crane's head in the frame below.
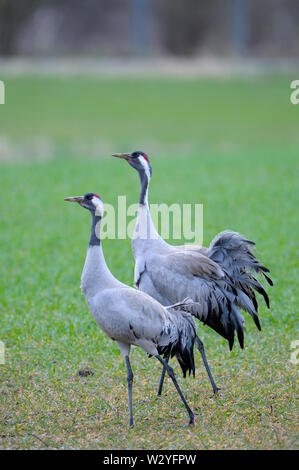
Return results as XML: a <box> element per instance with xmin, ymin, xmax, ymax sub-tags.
<box><xmin>64</xmin><ymin>193</ymin><xmax>104</xmax><ymax>216</ymax></box>
<box><xmin>112</xmin><ymin>151</ymin><xmax>152</xmax><ymax>178</ymax></box>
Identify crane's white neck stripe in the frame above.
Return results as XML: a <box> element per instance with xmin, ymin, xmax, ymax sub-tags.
<box><xmin>93</xmin><ymin>197</ymin><xmax>104</xmax><ymax>217</ymax></box>
<box><xmin>139</xmin><ymin>156</ymin><xmax>151</xmax><ymax>181</ymax></box>
<box><xmin>138</xmin><ymin>156</ymin><xmax>151</xmax><ymax>206</ymax></box>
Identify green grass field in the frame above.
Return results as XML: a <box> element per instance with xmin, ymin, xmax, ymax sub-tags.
<box><xmin>0</xmin><ymin>74</ymin><xmax>298</xmax><ymax>449</ymax></box>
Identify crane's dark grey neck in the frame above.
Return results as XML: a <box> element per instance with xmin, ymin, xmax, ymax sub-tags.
<box><xmin>138</xmin><ymin>169</ymin><xmax>150</xmax><ymax>205</ymax></box>
<box><xmin>133</xmin><ymin>165</ymin><xmax>167</xmax><ymax>250</ymax></box>
<box><xmin>81</xmin><ymin>208</ymin><xmax>120</xmax><ymax>299</ymax></box>
<box><xmin>89</xmin><ymin>212</ymin><xmax>102</xmax><ymax>246</ymax></box>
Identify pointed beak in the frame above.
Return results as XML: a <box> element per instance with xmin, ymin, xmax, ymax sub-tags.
<box><xmin>111</xmin><ymin>153</ymin><xmax>132</xmax><ymax>161</ymax></box>
<box><xmin>64</xmin><ymin>196</ymin><xmax>84</xmax><ymax>204</ymax></box>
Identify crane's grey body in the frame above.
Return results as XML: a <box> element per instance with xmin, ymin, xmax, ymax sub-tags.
<box><xmin>65</xmin><ymin>193</ymin><xmax>196</xmax><ymax>426</ymax></box>
<box><xmin>83</xmin><ymin>259</ymin><xmax>179</xmax><ymax>357</ymax></box>
<box><xmin>133</xmin><ymin>220</ymin><xmax>247</xmax><ymax>348</ymax></box>
<box><xmin>82</xmin><ymin>240</ymin><xmax>195</xmax><ymax>361</ymax></box>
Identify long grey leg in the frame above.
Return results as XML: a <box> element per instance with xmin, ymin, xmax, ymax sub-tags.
<box><xmin>156</xmin><ymin>355</ymin><xmax>195</xmax><ymax>425</ymax></box>
<box><xmin>196</xmin><ymin>336</ymin><xmax>220</xmax><ymax>395</ymax></box>
<box><xmin>157</xmin><ymin>352</ymin><xmax>170</xmax><ymax>396</ymax></box>
<box><xmin>125</xmin><ymin>355</ymin><xmax>134</xmax><ymax>427</ymax></box>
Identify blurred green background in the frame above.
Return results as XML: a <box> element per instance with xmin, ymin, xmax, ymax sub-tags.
<box><xmin>0</xmin><ymin>0</ymin><xmax>299</xmax><ymax>453</ymax></box>
<box><xmin>0</xmin><ymin>74</ymin><xmax>298</xmax><ymax>449</ymax></box>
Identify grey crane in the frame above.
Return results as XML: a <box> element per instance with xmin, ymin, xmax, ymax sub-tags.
<box><xmin>112</xmin><ymin>151</ymin><xmax>273</xmax><ymax>395</ymax></box>
<box><xmin>64</xmin><ymin>192</ymin><xmax>196</xmax><ymax>427</ymax></box>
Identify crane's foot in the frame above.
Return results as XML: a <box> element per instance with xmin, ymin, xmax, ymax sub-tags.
<box><xmin>210</xmin><ymin>387</ymin><xmax>221</xmax><ymax>398</ymax></box>
<box><xmin>188</xmin><ymin>413</ymin><xmax>196</xmax><ymax>426</ymax></box>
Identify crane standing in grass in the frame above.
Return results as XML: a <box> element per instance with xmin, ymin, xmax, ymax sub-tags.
<box><xmin>64</xmin><ymin>192</ymin><xmax>196</xmax><ymax>427</ymax></box>
<box><xmin>112</xmin><ymin>151</ymin><xmax>273</xmax><ymax>395</ymax></box>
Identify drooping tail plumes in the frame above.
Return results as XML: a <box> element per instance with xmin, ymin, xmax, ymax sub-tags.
<box><xmin>159</xmin><ymin>309</ymin><xmax>196</xmax><ymax>378</ymax></box>
<box><xmin>206</xmin><ymin>231</ymin><xmax>273</xmax><ymax>331</ymax></box>
<box><xmin>174</xmin><ymin>309</ymin><xmax>196</xmax><ymax>377</ymax></box>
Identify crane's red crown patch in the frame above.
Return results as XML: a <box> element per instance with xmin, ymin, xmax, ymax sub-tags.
<box><xmin>141</xmin><ymin>153</ymin><xmax>149</xmax><ymax>163</ymax></box>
